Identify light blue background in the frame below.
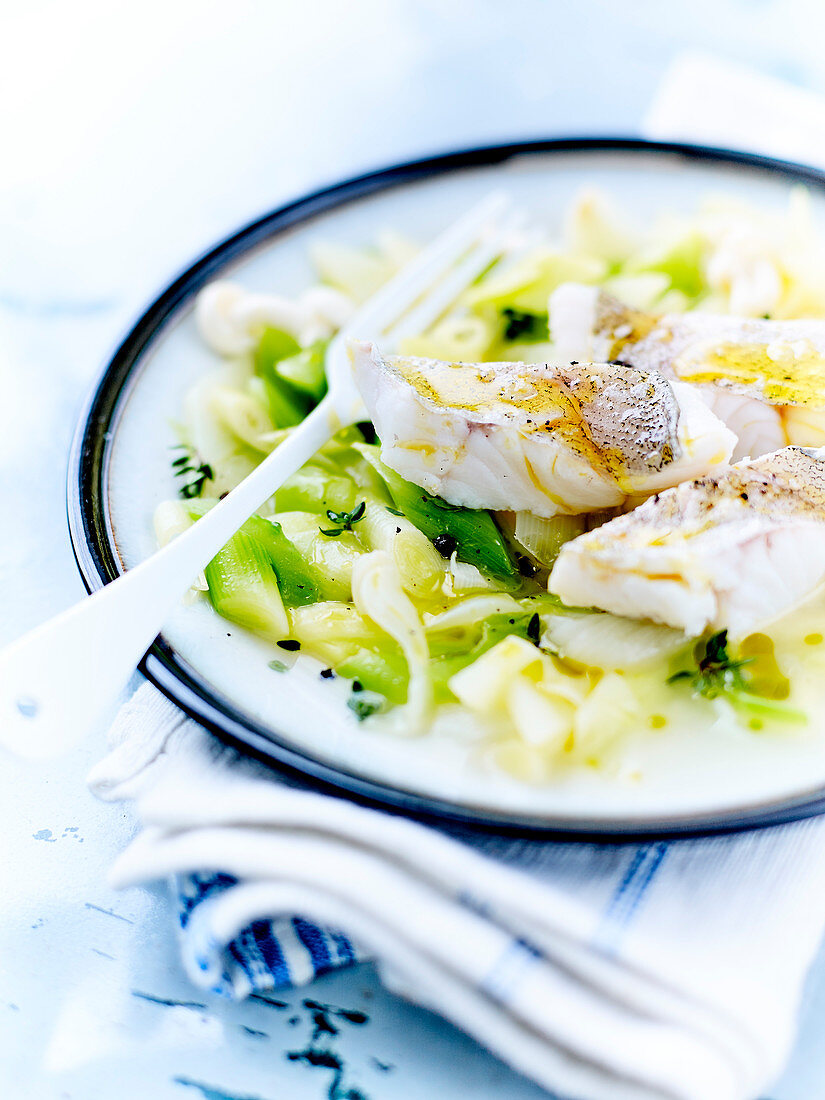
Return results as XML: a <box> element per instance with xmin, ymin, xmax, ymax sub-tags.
<box><xmin>3</xmin><ymin>2</ymin><xmax>825</xmax><ymax>1097</ymax></box>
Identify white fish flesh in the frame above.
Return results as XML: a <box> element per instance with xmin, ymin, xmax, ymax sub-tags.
<box><xmin>350</xmin><ymin>340</ymin><xmax>735</xmax><ymax>518</ymax></box>
<box><xmin>697</xmin><ymin>389</ymin><xmax>786</xmax><ymax>463</ymax></box>
<box><xmin>549</xmin><ymin>446</ymin><xmax>825</xmax><ymax>636</ymax></box>
<box><xmin>549</xmin><ymin>283</ymin><xmax>825</xmax><ymax>460</ymax></box>
<box><xmin>549</xmin><ymin>283</ymin><xmax>825</xmax><ymax>404</ymax></box>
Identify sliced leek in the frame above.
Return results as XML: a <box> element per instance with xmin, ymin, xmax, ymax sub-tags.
<box><xmin>513</xmin><ymin>511</ymin><xmax>587</xmax><ymax>568</ymax></box>
<box><xmin>336</xmin><ymin>646</ymin><xmax>409</xmax><ymax>704</ymax></box>
<box><xmin>204</xmin><ymin>528</ymin><xmax>289</xmax><ymax>642</ymax></box>
<box><xmin>541</xmin><ymin>612</ymin><xmax>688</xmax><ymax>671</ymax></box>
<box><xmin>358</xmin><ymin>500</ymin><xmax>445</xmax><ymax>597</ymax></box>
<box><xmin>354</xmin><ymin>443</ymin><xmax>516</xmax><ymax>581</ymax></box>
<box><xmin>275</xmin><ymin>464</ymin><xmax>357</xmax><ymax>515</ymax></box>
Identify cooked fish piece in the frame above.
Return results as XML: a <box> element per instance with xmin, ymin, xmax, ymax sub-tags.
<box><xmin>550</xmin><ymin>282</ymin><xmax>825</xmax><ymax>403</ymax></box>
<box><xmin>783</xmin><ymin>405</ymin><xmax>825</xmax><ymax>448</ymax></box>
<box><xmin>701</xmin><ymin>389</ymin><xmax>786</xmax><ymax>463</ymax></box>
<box><xmin>549</xmin><ymin>283</ymin><xmax>825</xmax><ymax>460</ymax></box>
<box><xmin>549</xmin><ymin>446</ymin><xmax>825</xmax><ymax>636</ymax></box>
<box><xmin>350</xmin><ymin>340</ymin><xmax>735</xmax><ymax>518</ymax></box>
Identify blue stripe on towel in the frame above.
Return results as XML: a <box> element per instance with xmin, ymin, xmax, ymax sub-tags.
<box><xmin>482</xmin><ymin>937</ymin><xmax>543</xmax><ymax>1004</ymax></box>
<box><xmin>174</xmin><ymin>840</ymin><xmax>671</xmax><ymax>1001</ymax></box>
<box><xmin>174</xmin><ymin>871</ymin><xmax>364</xmax><ymax>994</ymax></box>
<box><xmin>177</xmin><ymin>871</ymin><xmax>238</xmax><ymax>928</ymax></box>
<box><xmin>227</xmin><ymin>937</ymin><xmax>254</xmax><ymax>978</ymax></box>
<box><xmin>329</xmin><ymin>930</ymin><xmax>357</xmax><ymax>965</ymax></box>
<box><xmin>592</xmin><ymin>843</ymin><xmax>669</xmax><ymax>954</ymax></box>
<box><xmin>252</xmin><ymin>920</ymin><xmax>292</xmax><ymax>987</ymax></box>
<box><xmin>293</xmin><ymin>916</ymin><xmax>333</xmax><ymax>973</ymax></box>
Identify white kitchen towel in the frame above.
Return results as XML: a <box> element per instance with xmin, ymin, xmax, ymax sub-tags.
<box><xmin>89</xmin><ymin>56</ymin><xmax>825</xmax><ymax>1100</ymax></box>
<box><xmin>90</xmin><ymin>681</ymin><xmax>825</xmax><ymax>1100</ymax></box>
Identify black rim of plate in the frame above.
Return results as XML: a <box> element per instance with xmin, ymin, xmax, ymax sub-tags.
<box><xmin>68</xmin><ymin>136</ymin><xmax>825</xmax><ymax>840</ymax></box>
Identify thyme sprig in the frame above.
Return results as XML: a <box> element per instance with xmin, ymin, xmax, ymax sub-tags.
<box><xmin>320</xmin><ymin>501</ymin><xmax>366</xmax><ymax>538</ymax></box>
<box><xmin>667</xmin><ymin>630</ymin><xmax>752</xmax><ymax>699</ymax></box>
<box><xmin>171</xmin><ymin>444</ymin><xmax>213</xmax><ymax>499</ymax></box>
<box><xmin>667</xmin><ymin>629</ymin><xmax>807</xmax><ymax>726</ymax></box>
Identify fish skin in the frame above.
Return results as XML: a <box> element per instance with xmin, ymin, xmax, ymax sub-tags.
<box><xmin>350</xmin><ymin>340</ymin><xmax>735</xmax><ymax>519</ymax></box>
<box><xmin>549</xmin><ymin>446</ymin><xmax>825</xmax><ymax>637</ymax></box>
<box><xmin>549</xmin><ymin>283</ymin><xmax>825</xmax><ymax>460</ymax></box>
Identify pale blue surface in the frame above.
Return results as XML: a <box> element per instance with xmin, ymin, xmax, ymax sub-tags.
<box><xmin>3</xmin><ymin>1</ymin><xmax>825</xmax><ymax>1096</ymax></box>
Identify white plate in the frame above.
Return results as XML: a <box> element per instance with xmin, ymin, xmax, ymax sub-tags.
<box><xmin>70</xmin><ymin>139</ymin><xmax>825</xmax><ymax>834</ymax></box>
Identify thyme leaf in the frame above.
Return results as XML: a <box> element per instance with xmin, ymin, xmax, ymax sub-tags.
<box><xmin>171</xmin><ymin>444</ymin><xmax>213</xmax><ymax>499</ymax></box>
<box><xmin>320</xmin><ymin>500</ymin><xmax>366</xmax><ymax>537</ymax></box>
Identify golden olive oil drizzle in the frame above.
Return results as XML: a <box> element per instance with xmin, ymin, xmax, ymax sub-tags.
<box><xmin>397</xmin><ymin>359</ymin><xmax>669</xmax><ymax>488</ymax></box>
<box><xmin>673</xmin><ymin>340</ymin><xmax>825</xmax><ymax>406</ymax></box>
<box><xmin>594</xmin><ymin>298</ymin><xmax>659</xmax><ymax>360</ymax></box>
<box><xmin>738</xmin><ymin>633</ymin><xmax>791</xmax><ymax>700</ymax></box>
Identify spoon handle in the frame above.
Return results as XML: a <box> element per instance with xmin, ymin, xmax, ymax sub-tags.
<box><xmin>0</xmin><ymin>401</ymin><xmax>338</xmax><ymax>759</ymax></box>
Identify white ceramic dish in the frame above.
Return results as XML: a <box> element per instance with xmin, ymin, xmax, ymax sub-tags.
<box><xmin>69</xmin><ymin>138</ymin><xmax>825</xmax><ymax>835</ymax></box>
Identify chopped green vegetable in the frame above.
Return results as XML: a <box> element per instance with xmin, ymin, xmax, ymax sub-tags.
<box><xmin>204</xmin><ymin>512</ymin><xmax>320</xmax><ymax>637</ymax></box>
<box><xmin>252</xmin><ymin>330</ymin><xmax>328</xmax><ymax>425</ymax></box>
<box><xmin>256</xmin><ymin>326</ymin><xmax>301</xmax><ymax>363</ymax></box>
<box><xmin>429</xmin><ymin>612</ymin><xmax>538</xmax><ymax>700</ymax></box>
<box><xmin>520</xmin><ymin>592</ymin><xmax>595</xmax><ymax>616</ymax></box>
<box><xmin>347</xmin><ymin>689</ymin><xmax>386</xmax><ymax>721</ymax></box>
<box><xmin>355</xmin><ymin>444</ymin><xmax>516</xmax><ymax>581</ymax></box>
<box><xmin>626</xmin><ymin>230</ymin><xmax>706</xmax><ymax>299</ymax></box>
<box><xmin>330</xmin><ymin>610</ymin><xmax>538</xmax><ymax>707</ymax></box>
<box><xmin>501</xmin><ymin>308</ymin><xmax>548</xmax><ymax>342</ymax></box>
<box><xmin>253</xmin><ymin>326</ymin><xmax>311</xmax><ymax>428</ymax></box>
<box><xmin>400</xmin><ymin>315</ymin><xmax>494</xmax><ymax>362</ymax></box>
<box><xmin>250</xmin><ymin>516</ymin><xmax>321</xmax><ymax>606</ymax></box>
<box><xmin>204</xmin><ymin>527</ymin><xmax>289</xmax><ymax>642</ymax></box>
<box><xmin>276</xmin><ymin>340</ymin><xmax>328</xmax><ymax>402</ymax></box>
<box><xmin>465</xmin><ymin>249</ymin><xmax>606</xmax><ymax>313</ymax></box>
<box><xmin>513</xmin><ymin>511</ymin><xmax>588</xmax><ymax>569</ymax></box>
<box><xmin>337</xmin><ymin>646</ymin><xmax>409</xmax><ymax>704</ymax></box>
<box><xmin>275</xmin><ymin>464</ymin><xmax>357</xmax><ymax>515</ymax></box>
<box><xmin>171</xmin><ymin>444</ymin><xmax>213</xmax><ymax>499</ymax></box>
<box><xmin>727</xmin><ymin>692</ymin><xmax>807</xmax><ymax>725</ymax></box>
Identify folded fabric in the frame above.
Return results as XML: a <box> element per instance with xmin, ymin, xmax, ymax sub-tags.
<box><xmin>90</xmin><ymin>682</ymin><xmax>825</xmax><ymax>1100</ymax></box>
<box><xmin>89</xmin><ymin>55</ymin><xmax>825</xmax><ymax>1100</ymax></box>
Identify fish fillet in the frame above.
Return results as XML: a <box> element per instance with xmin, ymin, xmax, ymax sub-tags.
<box><xmin>350</xmin><ymin>340</ymin><xmax>735</xmax><ymax>518</ymax></box>
<box><xmin>549</xmin><ymin>283</ymin><xmax>825</xmax><ymax>460</ymax></box>
<box><xmin>549</xmin><ymin>446</ymin><xmax>825</xmax><ymax>636</ymax></box>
